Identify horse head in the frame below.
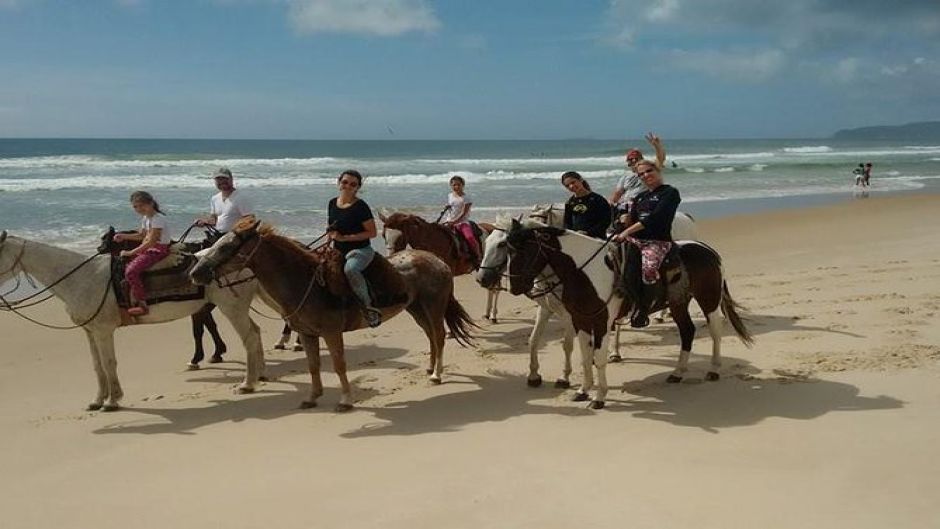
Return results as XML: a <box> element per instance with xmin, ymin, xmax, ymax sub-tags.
<box><xmin>476</xmin><ymin>219</ymin><xmax>510</xmax><ymax>289</ymax></box>
<box><xmin>529</xmin><ymin>203</ymin><xmax>564</xmax><ymax>228</ymax></box>
<box><xmin>505</xmin><ymin>219</ymin><xmax>563</xmax><ymax>296</ymax></box>
<box><xmin>380</xmin><ymin>212</ymin><xmax>422</xmax><ymax>255</ymax></box>
<box><xmin>189</xmin><ymin>216</ymin><xmax>262</xmax><ymax>285</ymax></box>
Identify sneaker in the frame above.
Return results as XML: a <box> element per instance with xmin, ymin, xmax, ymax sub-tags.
<box><xmin>364</xmin><ymin>308</ymin><xmax>382</xmax><ymax>328</ymax></box>
<box><xmin>630</xmin><ymin>312</ymin><xmax>649</xmax><ymax>329</ymax></box>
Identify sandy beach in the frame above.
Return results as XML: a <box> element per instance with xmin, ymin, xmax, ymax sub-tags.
<box><xmin>1</xmin><ymin>193</ymin><xmax>939</xmax><ymax>529</ymax></box>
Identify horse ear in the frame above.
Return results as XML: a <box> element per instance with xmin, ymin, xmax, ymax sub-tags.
<box><xmin>250</xmin><ymin>219</ymin><xmax>262</xmax><ymax>232</ymax></box>
<box><xmin>0</xmin><ymin>230</ymin><xmax>7</xmax><ymax>244</ymax></box>
<box><xmin>510</xmin><ymin>218</ymin><xmax>521</xmax><ymax>231</ymax></box>
<box><xmin>378</xmin><ymin>211</ymin><xmax>388</xmax><ymax>223</ymax></box>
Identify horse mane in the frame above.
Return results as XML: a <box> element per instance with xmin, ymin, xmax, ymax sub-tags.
<box><xmin>234</xmin><ymin>215</ymin><xmax>337</xmax><ymax>271</ymax></box>
<box><xmin>494</xmin><ymin>214</ymin><xmax>546</xmax><ymax>231</ymax></box>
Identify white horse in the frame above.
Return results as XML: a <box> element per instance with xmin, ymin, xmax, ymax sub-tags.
<box><xmin>0</xmin><ymin>230</ymin><xmax>265</xmax><ymax>411</ymax></box>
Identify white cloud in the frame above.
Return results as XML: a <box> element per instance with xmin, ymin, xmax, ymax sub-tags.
<box><xmin>287</xmin><ymin>0</ymin><xmax>440</xmax><ymax>37</ymax></box>
<box><xmin>644</xmin><ymin>0</ymin><xmax>679</xmax><ymax>22</ymax></box>
<box><xmin>833</xmin><ymin>57</ymin><xmax>861</xmax><ymax>83</ymax></box>
<box><xmin>665</xmin><ymin>48</ymin><xmax>786</xmax><ymax>81</ymax></box>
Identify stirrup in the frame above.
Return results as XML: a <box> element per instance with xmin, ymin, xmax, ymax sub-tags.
<box><xmin>363</xmin><ymin>308</ymin><xmax>382</xmax><ymax>328</ymax></box>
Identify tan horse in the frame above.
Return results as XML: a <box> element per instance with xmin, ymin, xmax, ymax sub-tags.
<box><xmin>378</xmin><ymin>211</ymin><xmax>503</xmax><ymax>322</ymax></box>
<box><xmin>189</xmin><ymin>218</ymin><xmax>476</xmax><ymax>412</ymax></box>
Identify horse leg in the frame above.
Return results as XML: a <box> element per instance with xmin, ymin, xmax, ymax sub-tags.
<box><xmin>189</xmin><ymin>314</ymin><xmax>206</xmax><ymax>369</ymax></box>
<box><xmin>95</xmin><ymin>332</ymin><xmax>123</xmax><ymax>411</ymax></box>
<box><xmin>298</xmin><ymin>333</ymin><xmax>322</xmax><ymax>409</ymax></box>
<box><xmin>557</xmin><ymin>322</ymin><xmax>574</xmax><ymax>389</ymax></box>
<box><xmin>406</xmin><ymin>304</ymin><xmax>445</xmax><ymax>384</ymax></box>
<box><xmin>609</xmin><ymin>320</ymin><xmax>624</xmax><ymax>362</ymax></box>
<box><xmin>704</xmin><ymin>308</ymin><xmax>723</xmax><ymax>381</ymax></box>
<box><xmin>322</xmin><ymin>332</ymin><xmax>354</xmax><ymax>412</ymax></box>
<box><xmin>668</xmin><ymin>302</ymin><xmax>696</xmax><ymax>383</ymax></box>
<box><xmin>217</xmin><ymin>302</ymin><xmax>263</xmax><ymax>394</ymax></box>
<box><xmin>572</xmin><ymin>331</ymin><xmax>595</xmax><ymax>402</ymax></box>
<box><xmin>292</xmin><ymin>333</ymin><xmax>304</xmax><ymax>352</ymax></box>
<box><xmin>274</xmin><ymin>323</ymin><xmax>291</xmax><ymax>350</ymax></box>
<box><xmin>203</xmin><ymin>306</ymin><xmax>227</xmax><ymax>363</ymax></box>
<box><xmin>526</xmin><ymin>304</ymin><xmax>552</xmax><ymax>387</ymax></box>
<box><xmin>590</xmin><ymin>332</ymin><xmax>610</xmax><ymax>410</ymax></box>
<box><xmin>83</xmin><ymin>329</ymin><xmax>108</xmax><ymax>411</ymax></box>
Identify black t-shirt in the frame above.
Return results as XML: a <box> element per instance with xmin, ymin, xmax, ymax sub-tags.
<box><xmin>328</xmin><ymin>197</ymin><xmax>374</xmax><ymax>254</ymax></box>
<box><xmin>564</xmin><ymin>191</ymin><xmax>612</xmax><ymax>239</ymax></box>
<box><xmin>629</xmin><ymin>184</ymin><xmax>681</xmax><ymax>241</ymax></box>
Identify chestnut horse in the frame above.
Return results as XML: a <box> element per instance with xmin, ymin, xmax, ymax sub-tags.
<box><xmin>379</xmin><ymin>211</ymin><xmax>502</xmax><ymax>322</ymax></box>
<box><xmin>504</xmin><ymin>219</ymin><xmax>753</xmax><ymax>409</ymax></box>
<box><xmin>190</xmin><ymin>218</ymin><xmax>476</xmax><ymax>412</ymax></box>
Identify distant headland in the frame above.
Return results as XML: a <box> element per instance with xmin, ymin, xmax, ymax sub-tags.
<box><xmin>832</xmin><ymin>121</ymin><xmax>940</xmax><ymax>140</ymax></box>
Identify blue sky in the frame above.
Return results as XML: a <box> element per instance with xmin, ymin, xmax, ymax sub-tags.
<box><xmin>1</xmin><ymin>0</ymin><xmax>938</xmax><ymax>139</ymax></box>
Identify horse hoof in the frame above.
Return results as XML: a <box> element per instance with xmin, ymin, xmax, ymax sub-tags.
<box><xmin>705</xmin><ymin>371</ymin><xmax>720</xmax><ymax>381</ymax></box>
<box><xmin>186</xmin><ymin>362</ymin><xmax>200</xmax><ymax>371</ymax></box>
<box><xmin>490</xmin><ymin>318</ymin><xmax>498</xmax><ymax>324</ymax></box>
<box><xmin>608</xmin><ymin>354</ymin><xmax>623</xmax><ymax>363</ymax></box>
<box><xmin>259</xmin><ymin>375</ymin><xmax>270</xmax><ymax>382</ymax></box>
<box><xmin>572</xmin><ymin>392</ymin><xmax>589</xmax><ymax>402</ymax></box>
<box><xmin>527</xmin><ymin>376</ymin><xmax>542</xmax><ymax>388</ymax></box>
<box><xmin>102</xmin><ymin>403</ymin><xmax>121</xmax><ymax>412</ymax></box>
<box><xmin>666</xmin><ymin>374</ymin><xmax>683</xmax><ymax>384</ymax></box>
<box><xmin>299</xmin><ymin>400</ymin><xmax>317</xmax><ymax>409</ymax></box>
<box><xmin>429</xmin><ymin>375</ymin><xmax>442</xmax><ymax>385</ymax></box>
<box><xmin>292</xmin><ymin>345</ymin><xmax>304</xmax><ymax>352</ymax></box>
<box><xmin>235</xmin><ymin>385</ymin><xmax>255</xmax><ymax>394</ymax></box>
<box><xmin>87</xmin><ymin>402</ymin><xmax>103</xmax><ymax>411</ymax></box>
<box><xmin>209</xmin><ymin>355</ymin><xmax>224</xmax><ymax>364</ymax></box>
<box><xmin>273</xmin><ymin>344</ymin><xmax>286</xmax><ymax>350</ymax></box>
<box><xmin>334</xmin><ymin>403</ymin><xmax>354</xmax><ymax>413</ymax></box>
<box><xmin>589</xmin><ymin>400</ymin><xmax>606</xmax><ymax>410</ymax></box>
<box><xmin>554</xmin><ymin>379</ymin><xmax>571</xmax><ymax>389</ymax></box>
<box><xmin>426</xmin><ymin>368</ymin><xmax>434</xmax><ymax>375</ymax></box>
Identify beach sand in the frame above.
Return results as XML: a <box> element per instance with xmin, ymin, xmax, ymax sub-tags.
<box><xmin>1</xmin><ymin>193</ymin><xmax>938</xmax><ymax>529</ymax></box>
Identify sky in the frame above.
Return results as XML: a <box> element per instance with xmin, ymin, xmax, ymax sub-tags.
<box><xmin>0</xmin><ymin>0</ymin><xmax>938</xmax><ymax>139</ymax></box>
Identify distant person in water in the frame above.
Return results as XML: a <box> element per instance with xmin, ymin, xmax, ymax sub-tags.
<box><xmin>609</xmin><ymin>132</ymin><xmax>667</xmax><ymax>220</ymax></box>
<box><xmin>853</xmin><ymin>164</ymin><xmax>865</xmax><ymax>187</ymax></box>
<box><xmin>863</xmin><ymin>163</ymin><xmax>873</xmax><ymax>186</ymax></box>
<box><xmin>562</xmin><ymin>171</ymin><xmax>611</xmax><ymax>239</ymax></box>
<box><xmin>114</xmin><ymin>191</ymin><xmax>172</xmax><ymax>316</ymax></box>
<box><xmin>440</xmin><ymin>175</ymin><xmax>480</xmax><ymax>267</ymax></box>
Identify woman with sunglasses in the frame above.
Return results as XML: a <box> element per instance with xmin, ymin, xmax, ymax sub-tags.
<box><xmin>327</xmin><ymin>169</ymin><xmax>382</xmax><ymax>327</ymax></box>
<box><xmin>608</xmin><ymin>132</ymin><xmax>666</xmax><ymax>216</ymax></box>
<box><xmin>613</xmin><ymin>159</ymin><xmax>680</xmax><ymax>328</ymax></box>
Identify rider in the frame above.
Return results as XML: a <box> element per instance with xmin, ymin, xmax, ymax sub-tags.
<box><xmin>114</xmin><ymin>191</ymin><xmax>172</xmax><ymax>316</ymax></box>
<box><xmin>440</xmin><ymin>175</ymin><xmax>481</xmax><ymax>267</ymax></box>
<box><xmin>562</xmin><ymin>171</ymin><xmax>611</xmax><ymax>239</ymax></box>
<box><xmin>612</xmin><ymin>160</ymin><xmax>680</xmax><ymax>328</ymax></box>
<box><xmin>608</xmin><ymin>133</ymin><xmax>666</xmax><ymax>227</ymax></box>
<box><xmin>196</xmin><ymin>167</ymin><xmax>253</xmax><ymax>235</ymax></box>
<box><xmin>327</xmin><ymin>170</ymin><xmax>382</xmax><ymax>328</ymax></box>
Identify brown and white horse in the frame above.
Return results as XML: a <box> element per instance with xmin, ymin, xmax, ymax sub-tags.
<box><xmin>503</xmin><ymin>219</ymin><xmax>752</xmax><ymax>409</ymax></box>
<box><xmin>379</xmin><ymin>211</ymin><xmax>503</xmax><ymax>322</ymax></box>
<box><xmin>190</xmin><ymin>218</ymin><xmax>476</xmax><ymax>412</ymax></box>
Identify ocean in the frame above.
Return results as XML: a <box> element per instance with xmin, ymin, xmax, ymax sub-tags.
<box><xmin>1</xmin><ymin>138</ymin><xmax>939</xmax><ymax>253</ymax></box>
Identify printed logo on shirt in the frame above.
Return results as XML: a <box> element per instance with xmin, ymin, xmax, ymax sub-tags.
<box><xmin>572</xmin><ymin>203</ymin><xmax>588</xmax><ymax>214</ymax></box>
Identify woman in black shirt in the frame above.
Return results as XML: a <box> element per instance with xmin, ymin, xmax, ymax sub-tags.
<box><xmin>327</xmin><ymin>170</ymin><xmax>382</xmax><ymax>327</ymax></box>
<box><xmin>612</xmin><ymin>160</ymin><xmax>681</xmax><ymax>327</ymax></box>
<box><xmin>561</xmin><ymin>171</ymin><xmax>611</xmax><ymax>239</ymax></box>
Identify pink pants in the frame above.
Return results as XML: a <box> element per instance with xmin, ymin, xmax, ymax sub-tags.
<box><xmin>455</xmin><ymin>222</ymin><xmax>479</xmax><ymax>256</ymax></box>
<box><xmin>126</xmin><ymin>245</ymin><xmax>170</xmax><ymax>303</ymax></box>
<box><xmin>625</xmin><ymin>237</ymin><xmax>672</xmax><ymax>285</ymax></box>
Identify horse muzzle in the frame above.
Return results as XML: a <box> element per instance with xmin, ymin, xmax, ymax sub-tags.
<box><xmin>189</xmin><ymin>261</ymin><xmax>216</xmax><ymax>286</ymax></box>
<box><xmin>476</xmin><ymin>267</ymin><xmax>499</xmax><ymax>288</ymax></box>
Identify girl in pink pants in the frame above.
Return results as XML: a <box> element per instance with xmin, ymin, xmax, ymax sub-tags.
<box><xmin>114</xmin><ymin>191</ymin><xmax>172</xmax><ymax>316</ymax></box>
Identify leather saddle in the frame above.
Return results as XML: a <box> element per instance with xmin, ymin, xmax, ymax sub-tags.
<box><xmin>609</xmin><ymin>241</ymin><xmax>685</xmax><ymax>319</ymax></box>
<box><xmin>98</xmin><ymin>227</ymin><xmax>206</xmax><ymax>308</ymax></box>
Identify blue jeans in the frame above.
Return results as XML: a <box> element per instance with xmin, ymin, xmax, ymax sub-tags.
<box><xmin>344</xmin><ymin>247</ymin><xmax>376</xmax><ymax>309</ymax></box>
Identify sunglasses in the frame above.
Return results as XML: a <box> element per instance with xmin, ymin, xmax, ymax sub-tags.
<box><xmin>339</xmin><ymin>179</ymin><xmax>359</xmax><ymax>187</ymax></box>
<box><xmin>637</xmin><ymin>168</ymin><xmax>657</xmax><ymax>177</ymax></box>
<box><xmin>626</xmin><ymin>157</ymin><xmax>640</xmax><ymax>163</ymax></box>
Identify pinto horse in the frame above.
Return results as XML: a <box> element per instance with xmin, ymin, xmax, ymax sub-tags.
<box><xmin>503</xmin><ymin>219</ymin><xmax>753</xmax><ymax>409</ymax></box>
<box><xmin>379</xmin><ymin>211</ymin><xmax>503</xmax><ymax>323</ymax></box>
<box><xmin>189</xmin><ymin>218</ymin><xmax>476</xmax><ymax>412</ymax></box>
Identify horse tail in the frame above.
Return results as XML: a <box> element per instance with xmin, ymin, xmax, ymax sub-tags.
<box><xmin>444</xmin><ymin>294</ymin><xmax>478</xmax><ymax>347</ymax></box>
<box><xmin>720</xmin><ymin>280</ymin><xmax>754</xmax><ymax>347</ymax></box>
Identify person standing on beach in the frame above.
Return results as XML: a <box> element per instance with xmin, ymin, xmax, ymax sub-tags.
<box><xmin>328</xmin><ymin>170</ymin><xmax>383</xmax><ymax>328</ymax></box>
<box><xmin>609</xmin><ymin>132</ymin><xmax>667</xmax><ymax>221</ymax></box>
<box><xmin>114</xmin><ymin>191</ymin><xmax>172</xmax><ymax>316</ymax></box>
<box><xmin>196</xmin><ymin>167</ymin><xmax>253</xmax><ymax>234</ymax></box>
<box><xmin>562</xmin><ymin>171</ymin><xmax>611</xmax><ymax>239</ymax></box>
<box><xmin>440</xmin><ymin>175</ymin><xmax>481</xmax><ymax>267</ymax></box>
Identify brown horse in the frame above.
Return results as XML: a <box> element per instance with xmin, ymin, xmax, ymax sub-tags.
<box><xmin>189</xmin><ymin>217</ymin><xmax>476</xmax><ymax>412</ymax></box>
<box><xmin>378</xmin><ymin>211</ymin><xmax>503</xmax><ymax>322</ymax></box>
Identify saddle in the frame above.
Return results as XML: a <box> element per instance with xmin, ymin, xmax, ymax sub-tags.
<box><xmin>448</xmin><ymin>221</ymin><xmax>483</xmax><ymax>267</ymax></box>
<box><xmin>98</xmin><ymin>227</ymin><xmax>206</xmax><ymax>309</ymax></box>
<box><xmin>609</xmin><ymin>241</ymin><xmax>685</xmax><ymax>320</ymax></box>
<box><xmin>311</xmin><ymin>246</ymin><xmax>410</xmax><ymax>309</ymax></box>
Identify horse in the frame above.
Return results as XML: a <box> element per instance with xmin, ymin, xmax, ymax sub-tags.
<box><xmin>96</xmin><ymin>227</ymin><xmax>229</xmax><ymax>368</ymax></box>
<box><xmin>189</xmin><ymin>217</ymin><xmax>476</xmax><ymax>412</ymax></box>
<box><xmin>526</xmin><ymin>203</ymin><xmax>701</xmax><ymax>358</ymax></box>
<box><xmin>378</xmin><ymin>211</ymin><xmax>503</xmax><ymax>323</ymax></box>
<box><xmin>0</xmin><ymin>230</ymin><xmax>266</xmax><ymax>412</ymax></box>
<box><xmin>500</xmin><ymin>219</ymin><xmax>752</xmax><ymax>409</ymax></box>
